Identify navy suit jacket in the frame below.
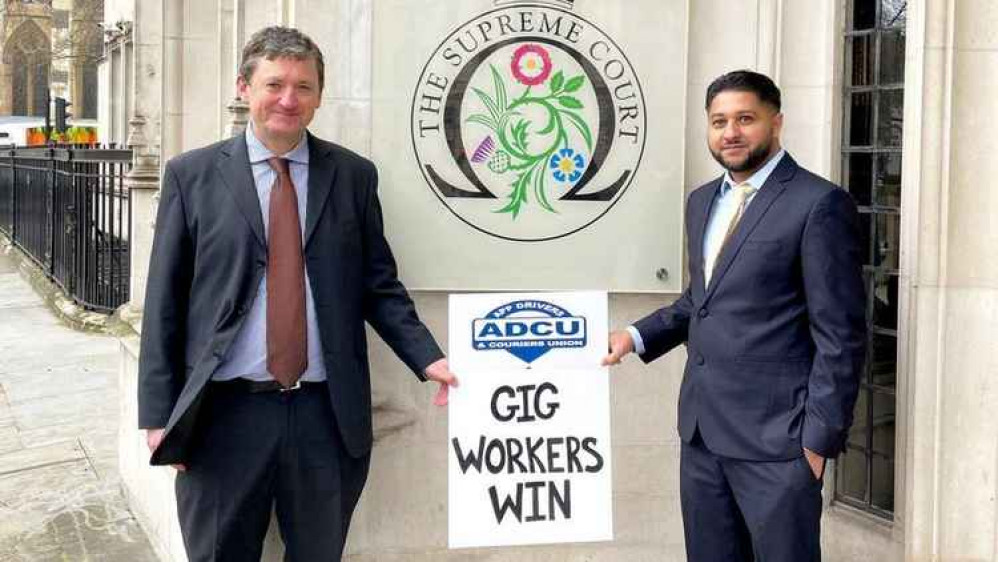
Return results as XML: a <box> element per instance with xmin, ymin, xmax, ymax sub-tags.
<box><xmin>137</xmin><ymin>132</ymin><xmax>443</xmax><ymax>465</ymax></box>
<box><xmin>634</xmin><ymin>153</ymin><xmax>866</xmax><ymax>461</ymax></box>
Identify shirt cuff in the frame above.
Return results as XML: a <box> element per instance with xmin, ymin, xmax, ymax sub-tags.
<box><xmin>625</xmin><ymin>325</ymin><xmax>646</xmax><ymax>356</ymax></box>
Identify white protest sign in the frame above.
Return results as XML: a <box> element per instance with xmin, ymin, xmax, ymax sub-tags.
<box><xmin>448</xmin><ymin>292</ymin><xmax>612</xmax><ymax>549</ymax></box>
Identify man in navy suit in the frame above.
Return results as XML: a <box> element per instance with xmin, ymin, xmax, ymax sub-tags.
<box><xmin>604</xmin><ymin>70</ymin><xmax>866</xmax><ymax>562</ymax></box>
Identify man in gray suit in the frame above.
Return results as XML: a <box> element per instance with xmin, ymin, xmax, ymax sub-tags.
<box><xmin>604</xmin><ymin>70</ymin><xmax>866</xmax><ymax>562</ymax></box>
<box><xmin>138</xmin><ymin>26</ymin><xmax>457</xmax><ymax>561</ymax></box>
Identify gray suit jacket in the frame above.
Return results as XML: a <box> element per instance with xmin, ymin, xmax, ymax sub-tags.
<box><xmin>138</xmin><ymin>132</ymin><xmax>443</xmax><ymax>465</ymax></box>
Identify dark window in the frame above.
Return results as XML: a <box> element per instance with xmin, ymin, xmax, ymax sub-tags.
<box><xmin>837</xmin><ymin>0</ymin><xmax>906</xmax><ymax>520</ymax></box>
<box><xmin>32</xmin><ymin>61</ymin><xmax>50</xmax><ymax>118</ymax></box>
<box><xmin>11</xmin><ymin>49</ymin><xmax>30</xmax><ymax>116</ymax></box>
<box><xmin>81</xmin><ymin>65</ymin><xmax>98</xmax><ymax>119</ymax></box>
<box><xmin>70</xmin><ymin>18</ymin><xmax>104</xmax><ymax>120</ymax></box>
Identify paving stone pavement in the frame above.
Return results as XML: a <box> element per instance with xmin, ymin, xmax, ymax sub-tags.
<box><xmin>0</xmin><ymin>250</ymin><xmax>159</xmax><ymax>562</ymax></box>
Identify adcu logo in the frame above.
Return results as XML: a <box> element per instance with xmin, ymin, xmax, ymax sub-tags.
<box><xmin>472</xmin><ymin>300</ymin><xmax>587</xmax><ymax>364</ymax></box>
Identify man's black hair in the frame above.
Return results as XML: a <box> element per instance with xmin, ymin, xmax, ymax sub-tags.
<box><xmin>705</xmin><ymin>70</ymin><xmax>781</xmax><ymax>111</ymax></box>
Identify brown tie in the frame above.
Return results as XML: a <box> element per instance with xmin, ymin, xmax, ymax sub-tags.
<box><xmin>266</xmin><ymin>157</ymin><xmax>307</xmax><ymax>388</ymax></box>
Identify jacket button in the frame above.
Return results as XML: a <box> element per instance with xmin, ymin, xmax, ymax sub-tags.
<box><xmin>698</xmin><ymin>308</ymin><xmax>708</xmax><ymax>319</ymax></box>
<box><xmin>696</xmin><ymin>355</ymin><xmax>705</xmax><ymax>366</ymax></box>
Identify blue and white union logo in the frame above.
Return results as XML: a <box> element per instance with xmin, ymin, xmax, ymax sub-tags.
<box><xmin>472</xmin><ymin>300</ymin><xmax>587</xmax><ymax>364</ymax></box>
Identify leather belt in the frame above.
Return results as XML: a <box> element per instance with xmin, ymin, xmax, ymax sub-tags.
<box><xmin>211</xmin><ymin>378</ymin><xmax>325</xmax><ymax>394</ymax></box>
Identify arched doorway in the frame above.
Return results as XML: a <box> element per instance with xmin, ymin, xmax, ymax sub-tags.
<box><xmin>3</xmin><ymin>20</ymin><xmax>51</xmax><ymax>117</ymax></box>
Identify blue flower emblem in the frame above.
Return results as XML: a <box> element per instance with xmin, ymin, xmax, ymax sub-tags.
<box><xmin>550</xmin><ymin>148</ymin><xmax>586</xmax><ymax>183</ymax></box>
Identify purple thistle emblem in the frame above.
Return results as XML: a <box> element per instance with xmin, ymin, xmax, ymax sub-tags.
<box><xmin>471</xmin><ymin>135</ymin><xmax>495</xmax><ymax>164</ymax></box>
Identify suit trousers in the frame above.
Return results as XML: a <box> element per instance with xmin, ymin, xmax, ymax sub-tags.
<box><xmin>680</xmin><ymin>431</ymin><xmax>822</xmax><ymax>562</ymax></box>
<box><xmin>175</xmin><ymin>381</ymin><xmax>370</xmax><ymax>562</ymax></box>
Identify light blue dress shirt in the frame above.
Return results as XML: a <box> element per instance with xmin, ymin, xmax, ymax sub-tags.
<box><xmin>213</xmin><ymin>125</ymin><xmax>328</xmax><ymax>382</ymax></box>
<box><xmin>627</xmin><ymin>149</ymin><xmax>787</xmax><ymax>355</ymax></box>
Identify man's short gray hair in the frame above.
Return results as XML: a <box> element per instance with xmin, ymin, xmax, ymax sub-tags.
<box><xmin>239</xmin><ymin>26</ymin><xmax>325</xmax><ymax>91</ymax></box>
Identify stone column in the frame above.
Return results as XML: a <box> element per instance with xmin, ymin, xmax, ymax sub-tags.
<box><xmin>117</xmin><ymin>0</ymin><xmax>162</xmax><ymax>321</ymax></box>
<box><xmin>755</xmin><ymin>0</ymin><xmax>783</xmax><ymax>81</ymax></box>
<box><xmin>115</xmin><ymin>2</ymin><xmax>186</xmax><ymax>561</ymax></box>
<box><xmin>901</xmin><ymin>0</ymin><xmax>998</xmax><ymax>560</ymax></box>
<box><xmin>224</xmin><ymin>0</ymin><xmax>248</xmax><ymax>137</ymax></box>
<box><xmin>773</xmin><ymin>1</ymin><xmax>839</xmax><ymax>178</ymax></box>
<box><xmin>217</xmin><ymin>0</ymin><xmax>234</xmax><ymax>137</ymax></box>
<box><xmin>121</xmin><ymin>115</ymin><xmax>158</xmax><ymax>321</ymax></box>
<box><xmin>161</xmin><ymin>0</ymin><xmax>183</xmax><ymax>162</ymax></box>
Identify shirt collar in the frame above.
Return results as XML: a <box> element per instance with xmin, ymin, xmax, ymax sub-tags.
<box><xmin>245</xmin><ymin>121</ymin><xmax>310</xmax><ymax>166</ymax></box>
<box><xmin>720</xmin><ymin>148</ymin><xmax>786</xmax><ymax>194</ymax></box>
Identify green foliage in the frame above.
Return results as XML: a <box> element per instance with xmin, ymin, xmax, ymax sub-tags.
<box><xmin>557</xmin><ymin>96</ymin><xmax>583</xmax><ymax>109</ymax></box>
<box><xmin>549</xmin><ymin>71</ymin><xmax>565</xmax><ymax>94</ymax></box>
<box><xmin>465</xmin><ymin>61</ymin><xmax>594</xmax><ymax>218</ymax></box>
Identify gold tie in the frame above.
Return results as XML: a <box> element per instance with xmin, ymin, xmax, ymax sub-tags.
<box><xmin>266</xmin><ymin>157</ymin><xmax>307</xmax><ymax>388</ymax></box>
<box><xmin>705</xmin><ymin>182</ymin><xmax>757</xmax><ymax>286</ymax></box>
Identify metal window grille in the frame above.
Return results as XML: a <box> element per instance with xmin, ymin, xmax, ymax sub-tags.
<box><xmin>835</xmin><ymin>0</ymin><xmax>906</xmax><ymax>519</ymax></box>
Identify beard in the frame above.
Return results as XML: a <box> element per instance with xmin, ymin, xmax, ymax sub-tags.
<box><xmin>710</xmin><ymin>139</ymin><xmax>774</xmax><ymax>174</ymax></box>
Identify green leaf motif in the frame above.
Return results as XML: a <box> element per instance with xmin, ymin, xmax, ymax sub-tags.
<box><xmin>490</xmin><ymin>64</ymin><xmax>508</xmax><ymax>112</ymax></box>
<box><xmin>466</xmin><ymin>114</ymin><xmax>498</xmax><ymax>132</ymax></box>
<box><xmin>549</xmin><ymin>70</ymin><xmax>565</xmax><ymax>94</ymax></box>
<box><xmin>513</xmin><ymin>120</ymin><xmax>529</xmax><ymax>151</ymax></box>
<box><xmin>478</xmin><ymin>59</ymin><xmax>595</xmax><ymax>218</ymax></box>
<box><xmin>537</xmin><ymin>110</ymin><xmax>557</xmax><ymax>135</ymax></box>
<box><xmin>557</xmin><ymin>96</ymin><xmax>584</xmax><ymax>109</ymax></box>
<box><xmin>498</xmin><ymin>169</ymin><xmax>532</xmax><ymax>218</ymax></box>
<box><xmin>563</xmin><ymin>75</ymin><xmax>585</xmax><ymax>93</ymax></box>
<box><xmin>533</xmin><ymin>160</ymin><xmax>555</xmax><ymax>212</ymax></box>
<box><xmin>472</xmin><ymin>87</ymin><xmax>501</xmax><ymax>121</ymax></box>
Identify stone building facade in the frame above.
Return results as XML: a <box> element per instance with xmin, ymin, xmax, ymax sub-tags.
<box><xmin>106</xmin><ymin>1</ymin><xmax>998</xmax><ymax>561</ymax></box>
<box><xmin>1</xmin><ymin>0</ymin><xmax>102</xmax><ymax>119</ymax></box>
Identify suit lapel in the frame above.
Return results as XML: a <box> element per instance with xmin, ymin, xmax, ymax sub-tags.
<box><xmin>304</xmin><ymin>133</ymin><xmax>337</xmax><ymax>250</ymax></box>
<box><xmin>217</xmin><ymin>135</ymin><xmax>266</xmax><ymax>249</ymax></box>
<box><xmin>703</xmin><ymin>154</ymin><xmax>797</xmax><ymax>301</ymax></box>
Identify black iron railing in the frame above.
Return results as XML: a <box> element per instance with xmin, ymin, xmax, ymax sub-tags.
<box><xmin>0</xmin><ymin>145</ymin><xmax>132</xmax><ymax>313</ymax></box>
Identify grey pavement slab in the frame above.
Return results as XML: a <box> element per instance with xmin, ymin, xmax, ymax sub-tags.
<box><xmin>0</xmin><ymin>273</ymin><xmax>43</xmax><ymax>310</ymax></box>
<box><xmin>0</xmin><ymin>441</ymin><xmax>85</xmax><ymax>476</ymax></box>
<box><xmin>0</xmin><ymin>250</ymin><xmax>157</xmax><ymax>561</ymax></box>
<box><xmin>7</xmin><ymin>388</ymin><xmax>115</xmax><ymax>431</ymax></box>
<box><xmin>2</xmin><ymin>364</ymin><xmax>115</xmax><ymax>406</ymax></box>
<box><xmin>0</xmin><ymin>345</ymin><xmax>120</xmax><ymax>378</ymax></box>
<box><xmin>0</xmin><ymin>307</ymin><xmax>119</xmax><ymax>375</ymax></box>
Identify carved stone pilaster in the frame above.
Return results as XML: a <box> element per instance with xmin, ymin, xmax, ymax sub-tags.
<box><xmin>103</xmin><ymin>19</ymin><xmax>134</xmax><ymax>46</ymax></box>
<box><xmin>124</xmin><ymin>115</ymin><xmax>160</xmax><ymax>193</ymax></box>
<box><xmin>226</xmin><ymin>98</ymin><xmax>249</xmax><ymax>137</ymax></box>
<box><xmin>122</xmin><ymin>113</ymin><xmax>160</xmax><ymax>325</ymax></box>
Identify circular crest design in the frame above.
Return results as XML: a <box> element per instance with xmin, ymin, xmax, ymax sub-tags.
<box><xmin>412</xmin><ymin>3</ymin><xmax>647</xmax><ymax>241</ymax></box>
